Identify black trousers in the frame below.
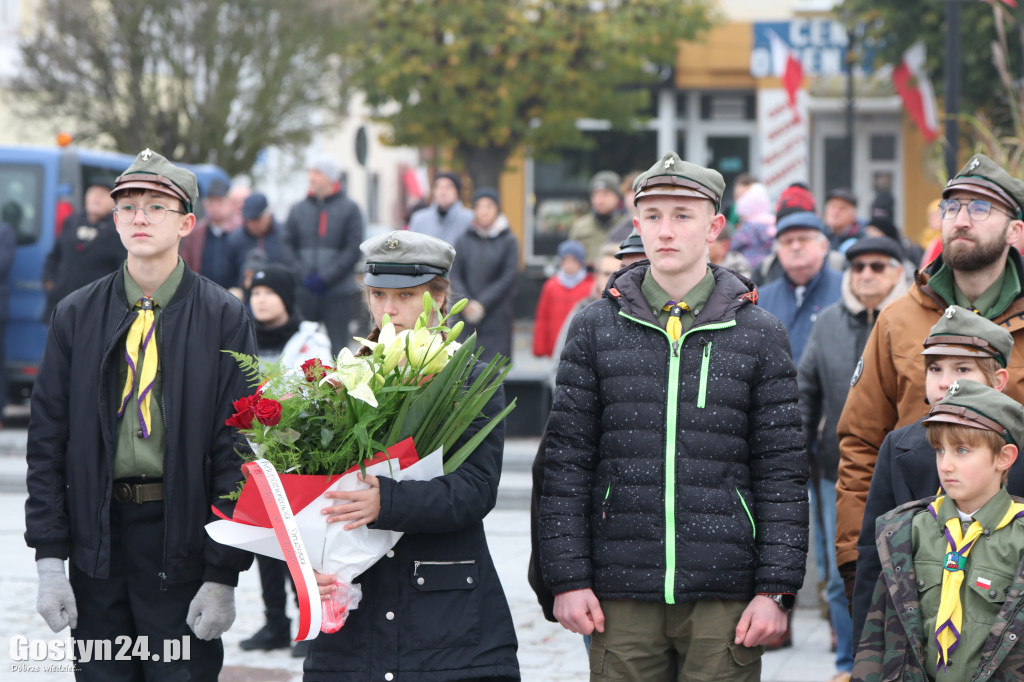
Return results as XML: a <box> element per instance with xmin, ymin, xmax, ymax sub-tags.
<box><xmin>256</xmin><ymin>553</ymin><xmax>297</xmax><ymax>619</ymax></box>
<box><xmin>69</xmin><ymin>500</ymin><xmax>223</xmax><ymax>682</ymax></box>
<box><xmin>296</xmin><ymin>288</ymin><xmax>352</xmax><ymax>357</ymax></box>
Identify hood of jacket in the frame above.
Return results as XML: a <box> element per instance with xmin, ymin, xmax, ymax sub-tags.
<box><xmin>603</xmin><ymin>261</ymin><xmax>757</xmax><ymax>327</ymax></box>
<box><xmin>470</xmin><ymin>213</ymin><xmax>510</xmax><ymax>238</ymax></box>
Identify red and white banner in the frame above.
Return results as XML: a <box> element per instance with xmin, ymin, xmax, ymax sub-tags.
<box><xmin>892</xmin><ymin>42</ymin><xmax>940</xmax><ymax>143</ymax></box>
<box><xmin>757</xmin><ymin>89</ymin><xmax>809</xmax><ymax>200</ymax></box>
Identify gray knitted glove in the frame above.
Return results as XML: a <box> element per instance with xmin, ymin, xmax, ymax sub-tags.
<box><xmin>36</xmin><ymin>558</ymin><xmax>78</xmax><ymax>632</ymax></box>
<box><xmin>186</xmin><ymin>582</ymin><xmax>236</xmax><ymax>640</ymax></box>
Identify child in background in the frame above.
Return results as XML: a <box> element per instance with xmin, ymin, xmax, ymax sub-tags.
<box><xmin>853</xmin><ymin>380</ymin><xmax>1024</xmax><ymax>680</ymax></box>
<box><xmin>532</xmin><ymin>239</ymin><xmax>593</xmax><ymax>357</ymax></box>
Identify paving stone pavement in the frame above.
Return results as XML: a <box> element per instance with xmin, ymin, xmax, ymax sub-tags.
<box><xmin>0</xmin><ymin>429</ymin><xmax>839</xmax><ymax>681</ymax></box>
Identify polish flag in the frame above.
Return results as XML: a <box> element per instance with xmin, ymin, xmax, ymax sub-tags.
<box><xmin>892</xmin><ymin>42</ymin><xmax>940</xmax><ymax>143</ymax></box>
<box><xmin>768</xmin><ymin>30</ymin><xmax>804</xmax><ymax>117</ymax></box>
<box><xmin>977</xmin><ymin>577</ymin><xmax>992</xmax><ymax>590</ymax></box>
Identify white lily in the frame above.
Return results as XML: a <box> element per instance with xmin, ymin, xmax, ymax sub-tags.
<box><xmin>320</xmin><ymin>352</ymin><xmax>378</xmax><ymax>407</ymax></box>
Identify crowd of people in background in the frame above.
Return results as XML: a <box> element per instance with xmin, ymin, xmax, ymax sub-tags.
<box><xmin>29</xmin><ymin>143</ymin><xmax>1024</xmax><ymax>681</ymax></box>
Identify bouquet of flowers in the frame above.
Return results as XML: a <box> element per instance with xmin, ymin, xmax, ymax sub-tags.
<box><xmin>205</xmin><ymin>295</ymin><xmax>515</xmax><ymax>640</ymax></box>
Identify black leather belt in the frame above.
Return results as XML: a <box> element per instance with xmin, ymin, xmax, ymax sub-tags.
<box><xmin>112</xmin><ymin>480</ymin><xmax>164</xmax><ymax>504</ymax></box>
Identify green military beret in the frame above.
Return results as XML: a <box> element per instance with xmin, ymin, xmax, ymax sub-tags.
<box><xmin>111</xmin><ymin>148</ymin><xmax>199</xmax><ymax>214</ymax></box>
<box><xmin>361</xmin><ymin>230</ymin><xmax>456</xmax><ymax>288</ymax></box>
<box><xmin>924</xmin><ymin>379</ymin><xmax>1024</xmax><ymax>446</ymax></box>
<box><xmin>921</xmin><ymin>305</ymin><xmax>1014</xmax><ymax>368</ymax></box>
<box><xmin>632</xmin><ymin>151</ymin><xmax>726</xmax><ymax>212</ymax></box>
<box><xmin>943</xmin><ymin>153</ymin><xmax>1024</xmax><ymax>220</ymax></box>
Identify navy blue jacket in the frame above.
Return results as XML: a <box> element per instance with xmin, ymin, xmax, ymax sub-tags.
<box><xmin>758</xmin><ymin>266</ymin><xmax>844</xmax><ymax>365</ymax></box>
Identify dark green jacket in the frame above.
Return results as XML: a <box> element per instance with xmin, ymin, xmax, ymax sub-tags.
<box><xmin>853</xmin><ymin>493</ymin><xmax>1024</xmax><ymax>682</ymax></box>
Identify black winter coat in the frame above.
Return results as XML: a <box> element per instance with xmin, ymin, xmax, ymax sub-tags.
<box><xmin>851</xmin><ymin>420</ymin><xmax>1024</xmax><ymax>648</ymax></box>
<box><xmin>283</xmin><ymin>189</ymin><xmax>364</xmax><ymax>293</ymax></box>
<box><xmin>304</xmin><ymin>371</ymin><xmax>520</xmax><ymax>681</ymax></box>
<box><xmin>539</xmin><ymin>262</ymin><xmax>808</xmax><ymax>604</ymax></box>
<box><xmin>25</xmin><ymin>265</ymin><xmax>256</xmax><ymax>585</ymax></box>
<box><xmin>43</xmin><ymin>213</ymin><xmax>125</xmax><ymax>316</ymax></box>
<box><xmin>450</xmin><ymin>223</ymin><xmax>519</xmax><ymax>362</ymax></box>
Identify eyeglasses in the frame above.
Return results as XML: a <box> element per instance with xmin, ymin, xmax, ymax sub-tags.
<box><xmin>938</xmin><ymin>198</ymin><xmax>1013</xmax><ymax>221</ymax></box>
<box><xmin>850</xmin><ymin>260</ymin><xmax>893</xmax><ymax>274</ymax></box>
<box><xmin>112</xmin><ymin>203</ymin><xmax>187</xmax><ymax>224</ymax></box>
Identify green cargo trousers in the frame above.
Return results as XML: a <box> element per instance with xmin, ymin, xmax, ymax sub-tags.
<box><xmin>588</xmin><ymin>599</ymin><xmax>763</xmax><ymax>681</ymax></box>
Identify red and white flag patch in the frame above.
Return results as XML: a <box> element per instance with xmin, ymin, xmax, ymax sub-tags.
<box><xmin>977</xmin><ymin>577</ymin><xmax>992</xmax><ymax>590</ymax></box>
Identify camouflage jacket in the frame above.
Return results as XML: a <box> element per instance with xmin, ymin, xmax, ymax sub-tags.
<box><xmin>853</xmin><ymin>495</ymin><xmax>1024</xmax><ymax>682</ymax></box>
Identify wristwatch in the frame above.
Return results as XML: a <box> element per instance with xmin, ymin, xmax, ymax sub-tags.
<box><xmin>765</xmin><ymin>593</ymin><xmax>794</xmax><ymax>612</ymax></box>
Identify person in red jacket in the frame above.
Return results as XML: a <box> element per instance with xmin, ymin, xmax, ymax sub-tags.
<box><xmin>533</xmin><ymin>239</ymin><xmax>594</xmax><ymax>357</ymax></box>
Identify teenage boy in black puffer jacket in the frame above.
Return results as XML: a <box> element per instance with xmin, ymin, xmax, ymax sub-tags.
<box><xmin>539</xmin><ymin>151</ymin><xmax>808</xmax><ymax>681</ymax></box>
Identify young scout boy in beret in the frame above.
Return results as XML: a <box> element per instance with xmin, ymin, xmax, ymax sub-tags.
<box><xmin>24</xmin><ymin>149</ymin><xmax>256</xmax><ymax>681</ymax></box>
<box><xmin>540</xmin><ymin>151</ymin><xmax>807</xmax><ymax>680</ymax></box>
<box><xmin>851</xmin><ymin>305</ymin><xmax>1023</xmax><ymax>647</ymax></box>
<box><xmin>853</xmin><ymin>380</ymin><xmax>1024</xmax><ymax>680</ymax></box>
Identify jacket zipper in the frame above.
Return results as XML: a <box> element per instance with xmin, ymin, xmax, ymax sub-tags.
<box><xmin>618</xmin><ymin>311</ymin><xmax>737</xmax><ymax>604</ymax></box>
<box><xmin>697</xmin><ymin>339</ymin><xmax>712</xmax><ymax>409</ymax></box>
<box><xmin>602</xmin><ymin>483</ymin><xmax>612</xmax><ymax>519</ymax></box>
<box><xmin>735</xmin><ymin>487</ymin><xmax>756</xmax><ymax>539</ymax></box>
<box><xmin>413</xmin><ymin>559</ymin><xmax>475</xmax><ymax>575</ymax></box>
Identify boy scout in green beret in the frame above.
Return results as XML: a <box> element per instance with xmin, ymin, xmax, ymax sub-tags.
<box><xmin>540</xmin><ymin>151</ymin><xmax>807</xmax><ymax>680</ymax></box>
<box><xmin>25</xmin><ymin>149</ymin><xmax>256</xmax><ymax>681</ymax></box>
<box><xmin>854</xmin><ymin>380</ymin><xmax>1024</xmax><ymax>680</ymax></box>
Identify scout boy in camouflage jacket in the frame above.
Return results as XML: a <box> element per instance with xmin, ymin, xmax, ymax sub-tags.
<box><xmin>853</xmin><ymin>381</ymin><xmax>1024</xmax><ymax>681</ymax></box>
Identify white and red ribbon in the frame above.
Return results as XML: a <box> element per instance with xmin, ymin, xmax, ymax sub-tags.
<box><xmin>241</xmin><ymin>459</ymin><xmax>323</xmax><ymax>641</ymax></box>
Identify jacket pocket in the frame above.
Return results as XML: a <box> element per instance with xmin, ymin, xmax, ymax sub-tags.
<box><xmin>965</xmin><ymin>564</ymin><xmax>1014</xmax><ymax>624</ymax></box>
<box><xmin>915</xmin><ymin>560</ymin><xmax>943</xmax><ymax>626</ymax></box>
<box><xmin>408</xmin><ymin>560</ymin><xmax>481</xmax><ymax>651</ymax></box>
<box><xmin>588</xmin><ymin>638</ymin><xmax>607</xmax><ymax>674</ymax></box>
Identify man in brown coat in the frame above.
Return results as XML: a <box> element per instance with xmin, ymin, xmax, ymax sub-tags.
<box><xmin>835</xmin><ymin>154</ymin><xmax>1024</xmax><ymax>602</ymax></box>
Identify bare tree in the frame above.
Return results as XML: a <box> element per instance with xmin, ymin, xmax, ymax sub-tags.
<box><xmin>15</xmin><ymin>0</ymin><xmax>346</xmax><ymax>176</ymax></box>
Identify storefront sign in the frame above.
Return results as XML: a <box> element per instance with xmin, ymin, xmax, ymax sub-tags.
<box><xmin>750</xmin><ymin>20</ymin><xmax>875</xmax><ymax>79</ymax></box>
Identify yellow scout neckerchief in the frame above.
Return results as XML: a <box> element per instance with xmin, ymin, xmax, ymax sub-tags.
<box><xmin>661</xmin><ymin>301</ymin><xmax>691</xmax><ymax>341</ymax></box>
<box><xmin>117</xmin><ymin>297</ymin><xmax>158</xmax><ymax>438</ymax></box>
<box><xmin>928</xmin><ymin>495</ymin><xmax>1024</xmax><ymax>671</ymax></box>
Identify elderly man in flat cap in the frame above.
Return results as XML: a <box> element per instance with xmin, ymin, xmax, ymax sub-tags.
<box><xmin>836</xmin><ymin>153</ymin><xmax>1024</xmax><ymax>607</ymax></box>
<box><xmin>25</xmin><ymin>149</ymin><xmax>255</xmax><ymax>681</ymax></box>
<box><xmin>540</xmin><ymin>151</ymin><xmax>807</xmax><ymax>681</ymax></box>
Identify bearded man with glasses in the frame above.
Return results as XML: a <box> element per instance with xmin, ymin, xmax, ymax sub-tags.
<box><xmin>835</xmin><ymin>154</ymin><xmax>1024</xmax><ymax>614</ymax></box>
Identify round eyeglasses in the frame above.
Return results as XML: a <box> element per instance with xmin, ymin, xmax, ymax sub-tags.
<box><xmin>112</xmin><ymin>203</ymin><xmax>187</xmax><ymax>224</ymax></box>
<box><xmin>938</xmin><ymin>198</ymin><xmax>1012</xmax><ymax>221</ymax></box>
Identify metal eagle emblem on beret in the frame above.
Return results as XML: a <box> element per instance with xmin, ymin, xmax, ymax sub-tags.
<box><xmin>664</xmin><ymin>157</ymin><xmax>675</xmax><ymax>169</ymax></box>
<box><xmin>140</xmin><ymin>148</ymin><xmax>154</xmax><ymax>161</ymax></box>
<box><xmin>386</xmin><ymin>236</ymin><xmax>400</xmax><ymax>250</ymax></box>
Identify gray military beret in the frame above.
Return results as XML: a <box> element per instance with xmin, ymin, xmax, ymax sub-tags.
<box><xmin>361</xmin><ymin>231</ymin><xmax>456</xmax><ymax>288</ymax></box>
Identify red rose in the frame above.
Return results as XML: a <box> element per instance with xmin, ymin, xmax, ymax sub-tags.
<box><xmin>254</xmin><ymin>398</ymin><xmax>283</xmax><ymax>426</ymax></box>
<box><xmin>301</xmin><ymin>358</ymin><xmax>332</xmax><ymax>383</ymax></box>
<box><xmin>225</xmin><ymin>392</ymin><xmax>260</xmax><ymax>429</ymax></box>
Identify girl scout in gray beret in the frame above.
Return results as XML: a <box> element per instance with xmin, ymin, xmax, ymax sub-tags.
<box><xmin>303</xmin><ymin>231</ymin><xmax>520</xmax><ymax>681</ymax></box>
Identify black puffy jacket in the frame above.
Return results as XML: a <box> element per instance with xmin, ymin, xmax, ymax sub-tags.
<box><xmin>25</xmin><ymin>265</ymin><xmax>256</xmax><ymax>586</ymax></box>
<box><xmin>539</xmin><ymin>262</ymin><xmax>808</xmax><ymax>604</ymax></box>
